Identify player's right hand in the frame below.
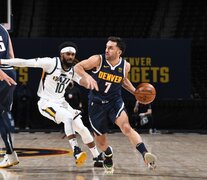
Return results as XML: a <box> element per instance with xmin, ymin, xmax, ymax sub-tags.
<box><xmin>87</xmin><ymin>76</ymin><xmax>99</xmax><ymax>91</ymax></box>
<box><xmin>79</xmin><ymin>73</ymin><xmax>99</xmax><ymax>91</ymax></box>
<box><xmin>0</xmin><ymin>70</ymin><xmax>17</xmax><ymax>86</ymax></box>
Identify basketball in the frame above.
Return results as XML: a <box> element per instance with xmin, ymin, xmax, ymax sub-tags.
<box><xmin>134</xmin><ymin>83</ymin><xmax>156</xmax><ymax>104</ymax></box>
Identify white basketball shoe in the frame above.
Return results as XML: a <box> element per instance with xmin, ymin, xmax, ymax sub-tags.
<box><xmin>144</xmin><ymin>152</ymin><xmax>157</xmax><ymax>170</ymax></box>
<box><xmin>0</xmin><ymin>151</ymin><xmax>19</xmax><ymax>168</ymax></box>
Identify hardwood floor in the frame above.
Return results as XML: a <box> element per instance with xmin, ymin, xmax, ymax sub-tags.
<box><xmin>0</xmin><ymin>132</ymin><xmax>207</xmax><ymax>179</ymax></box>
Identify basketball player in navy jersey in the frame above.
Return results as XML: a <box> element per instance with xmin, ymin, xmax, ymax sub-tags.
<box><xmin>0</xmin><ymin>41</ymin><xmax>102</xmax><ymax>167</ymax></box>
<box><xmin>0</xmin><ymin>24</ymin><xmax>19</xmax><ymax>168</ymax></box>
<box><xmin>75</xmin><ymin>36</ymin><xmax>157</xmax><ymax>171</ymax></box>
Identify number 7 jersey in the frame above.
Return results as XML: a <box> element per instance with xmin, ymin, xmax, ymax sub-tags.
<box><xmin>89</xmin><ymin>54</ymin><xmax>126</xmax><ymax>102</ymax></box>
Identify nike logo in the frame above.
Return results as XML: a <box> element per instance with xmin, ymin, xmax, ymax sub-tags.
<box><xmin>103</xmin><ymin>65</ymin><xmax>109</xmax><ymax>68</ymax></box>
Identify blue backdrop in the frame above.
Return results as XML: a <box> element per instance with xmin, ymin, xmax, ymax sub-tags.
<box><xmin>12</xmin><ymin>38</ymin><xmax>191</xmax><ymax>100</ymax></box>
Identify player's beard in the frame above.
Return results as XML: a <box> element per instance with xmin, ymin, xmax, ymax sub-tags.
<box><xmin>62</xmin><ymin>59</ymin><xmax>74</xmax><ymax>69</ymax></box>
<box><xmin>105</xmin><ymin>52</ymin><xmax>114</xmax><ymax>61</ymax></box>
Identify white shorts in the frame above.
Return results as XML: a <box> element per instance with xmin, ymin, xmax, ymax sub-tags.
<box><xmin>37</xmin><ymin>98</ymin><xmax>81</xmax><ymax>124</ymax></box>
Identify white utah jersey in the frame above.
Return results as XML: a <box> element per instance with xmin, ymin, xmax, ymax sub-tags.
<box><xmin>37</xmin><ymin>57</ymin><xmax>75</xmax><ymax>102</ymax></box>
<box><xmin>1</xmin><ymin>57</ymin><xmax>81</xmax><ymax>103</ymax></box>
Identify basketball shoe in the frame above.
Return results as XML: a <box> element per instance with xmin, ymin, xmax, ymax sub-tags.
<box><xmin>0</xmin><ymin>151</ymin><xmax>19</xmax><ymax>168</ymax></box>
<box><xmin>93</xmin><ymin>152</ymin><xmax>103</xmax><ymax>167</ymax></box>
<box><xmin>73</xmin><ymin>146</ymin><xmax>87</xmax><ymax>167</ymax></box>
<box><xmin>103</xmin><ymin>146</ymin><xmax>113</xmax><ymax>171</ymax></box>
<box><xmin>144</xmin><ymin>152</ymin><xmax>157</xmax><ymax>170</ymax></box>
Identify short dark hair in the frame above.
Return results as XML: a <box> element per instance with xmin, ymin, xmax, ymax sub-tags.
<box><xmin>58</xmin><ymin>41</ymin><xmax>78</xmax><ymax>53</ymax></box>
<box><xmin>107</xmin><ymin>36</ymin><xmax>126</xmax><ymax>56</ymax></box>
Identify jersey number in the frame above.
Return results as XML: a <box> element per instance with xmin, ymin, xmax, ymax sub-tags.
<box><xmin>55</xmin><ymin>78</ymin><xmax>70</xmax><ymax>93</ymax></box>
<box><xmin>0</xmin><ymin>36</ymin><xmax>6</xmax><ymax>52</ymax></box>
<box><xmin>104</xmin><ymin>82</ymin><xmax>112</xmax><ymax>93</ymax></box>
<box><xmin>55</xmin><ymin>83</ymin><xmax>65</xmax><ymax>93</ymax></box>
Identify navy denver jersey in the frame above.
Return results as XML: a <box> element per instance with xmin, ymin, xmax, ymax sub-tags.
<box><xmin>0</xmin><ymin>24</ymin><xmax>9</xmax><ymax>59</ymax></box>
<box><xmin>88</xmin><ymin>54</ymin><xmax>126</xmax><ymax>102</ymax></box>
<box><xmin>0</xmin><ymin>24</ymin><xmax>13</xmax><ymax>70</ymax></box>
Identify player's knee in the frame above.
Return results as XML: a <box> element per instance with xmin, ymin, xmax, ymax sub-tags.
<box><xmin>77</xmin><ymin>126</ymin><xmax>93</xmax><ymax>144</ymax></box>
<box><xmin>121</xmin><ymin>122</ymin><xmax>132</xmax><ymax>136</ymax></box>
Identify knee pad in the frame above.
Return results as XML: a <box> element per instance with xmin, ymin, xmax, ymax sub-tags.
<box><xmin>78</xmin><ymin>126</ymin><xmax>93</xmax><ymax>144</ymax></box>
<box><xmin>56</xmin><ymin>110</ymin><xmax>74</xmax><ymax>136</ymax></box>
<box><xmin>64</xmin><ymin>120</ymin><xmax>75</xmax><ymax>137</ymax></box>
<box><xmin>73</xmin><ymin>117</ymin><xmax>93</xmax><ymax>144</ymax></box>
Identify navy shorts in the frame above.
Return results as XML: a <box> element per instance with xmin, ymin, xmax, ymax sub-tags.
<box><xmin>88</xmin><ymin>98</ymin><xmax>126</xmax><ymax>135</ymax></box>
<box><xmin>0</xmin><ymin>69</ymin><xmax>16</xmax><ymax>111</ymax></box>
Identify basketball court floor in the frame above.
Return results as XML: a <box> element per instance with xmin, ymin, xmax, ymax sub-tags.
<box><xmin>0</xmin><ymin>132</ymin><xmax>207</xmax><ymax>179</ymax></box>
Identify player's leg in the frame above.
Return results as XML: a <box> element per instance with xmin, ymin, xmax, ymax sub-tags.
<box><xmin>38</xmin><ymin>100</ymin><xmax>87</xmax><ymax>166</ymax></box>
<box><xmin>0</xmin><ymin>112</ymin><xmax>19</xmax><ymax>168</ymax></box>
<box><xmin>93</xmin><ymin>133</ymin><xmax>113</xmax><ymax>170</ymax></box>
<box><xmin>64</xmin><ymin>103</ymin><xmax>100</xmax><ymax>166</ymax></box>
<box><xmin>72</xmin><ymin>115</ymin><xmax>103</xmax><ymax>167</ymax></box>
<box><xmin>0</xmin><ymin>70</ymin><xmax>19</xmax><ymax>168</ymax></box>
<box><xmin>115</xmin><ymin>110</ymin><xmax>157</xmax><ymax>169</ymax></box>
<box><xmin>63</xmin><ymin>119</ymin><xmax>87</xmax><ymax>167</ymax></box>
<box><xmin>3</xmin><ymin>111</ymin><xmax>15</xmax><ymax>133</ymax></box>
<box><xmin>88</xmin><ymin>102</ymin><xmax>112</xmax><ymax>169</ymax></box>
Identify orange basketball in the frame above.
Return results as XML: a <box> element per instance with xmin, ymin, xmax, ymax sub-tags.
<box><xmin>134</xmin><ymin>83</ymin><xmax>156</xmax><ymax>104</ymax></box>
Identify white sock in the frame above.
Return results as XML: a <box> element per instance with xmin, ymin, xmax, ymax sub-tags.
<box><xmin>69</xmin><ymin>138</ymin><xmax>78</xmax><ymax>150</ymax></box>
<box><xmin>90</xmin><ymin>146</ymin><xmax>99</xmax><ymax>158</ymax></box>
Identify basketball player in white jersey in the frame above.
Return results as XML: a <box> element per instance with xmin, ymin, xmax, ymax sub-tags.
<box><xmin>0</xmin><ymin>42</ymin><xmax>102</xmax><ymax>167</ymax></box>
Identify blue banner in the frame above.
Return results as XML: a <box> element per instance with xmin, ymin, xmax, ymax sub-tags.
<box><xmin>12</xmin><ymin>38</ymin><xmax>191</xmax><ymax>100</ymax></box>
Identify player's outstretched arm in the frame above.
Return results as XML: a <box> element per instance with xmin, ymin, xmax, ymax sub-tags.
<box><xmin>0</xmin><ymin>69</ymin><xmax>17</xmax><ymax>86</ymax></box>
<box><xmin>0</xmin><ymin>58</ymin><xmax>39</xmax><ymax>67</ymax></box>
<box><xmin>0</xmin><ymin>58</ymin><xmax>55</xmax><ymax>72</ymax></box>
